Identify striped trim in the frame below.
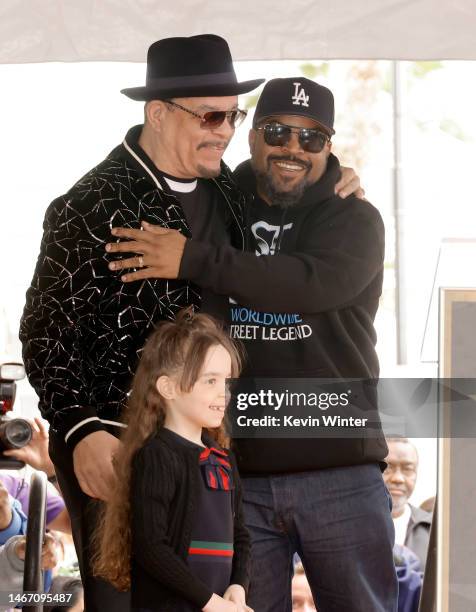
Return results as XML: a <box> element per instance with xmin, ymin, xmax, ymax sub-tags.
<box><xmin>64</xmin><ymin>417</ymin><xmax>100</xmax><ymax>442</ymax></box>
<box><xmin>189</xmin><ymin>541</ymin><xmax>234</xmax><ymax>557</ymax></box>
<box><xmin>189</xmin><ymin>548</ymin><xmax>234</xmax><ymax>557</ymax></box>
<box><xmin>100</xmin><ymin>419</ymin><xmax>127</xmax><ymax>428</ymax></box>
<box><xmin>122</xmin><ymin>137</ymin><xmax>163</xmax><ymax>191</ymax></box>
<box><xmin>64</xmin><ymin>418</ymin><xmax>126</xmax><ymax>443</ymax></box>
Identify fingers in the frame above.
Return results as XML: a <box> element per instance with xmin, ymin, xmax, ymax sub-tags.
<box><xmin>106</xmin><ymin>239</ymin><xmax>149</xmax><ymax>254</ymax></box>
<box><xmin>108</xmin><ymin>255</ymin><xmax>148</xmax><ymax>272</ymax></box>
<box><xmin>41</xmin><ymin>535</ymin><xmax>59</xmax><ymax>570</ymax></box>
<box><xmin>111</xmin><ymin>226</ymin><xmax>156</xmax><ymax>241</ymax></box>
<box><xmin>81</xmin><ymin>469</ymin><xmax>113</xmax><ymax>501</ymax></box>
<box><xmin>355</xmin><ymin>187</ymin><xmax>366</xmax><ymax>200</ymax></box>
<box><xmin>2</xmin><ymin>448</ymin><xmax>24</xmax><ymax>460</ymax></box>
<box><xmin>34</xmin><ymin>416</ymin><xmax>49</xmax><ymax>438</ymax></box>
<box><xmin>76</xmin><ymin>474</ymin><xmax>96</xmax><ymax>499</ymax></box>
<box><xmin>110</xmin><ymin>225</ymin><xmax>171</xmax><ymax>242</ymax></box>
<box><xmin>75</xmin><ymin>461</ymin><xmax>117</xmax><ymax>501</ymax></box>
<box><xmin>142</xmin><ymin>221</ymin><xmax>171</xmax><ymax>235</ymax></box>
<box><xmin>335</xmin><ymin>175</ymin><xmax>360</xmax><ymax>198</ymax></box>
<box><xmin>120</xmin><ymin>267</ymin><xmax>165</xmax><ymax>283</ymax></box>
<box><xmin>15</xmin><ymin>538</ymin><xmax>27</xmax><ymax>560</ymax></box>
<box><xmin>73</xmin><ymin>432</ymin><xmax>120</xmax><ymax>500</ymax></box>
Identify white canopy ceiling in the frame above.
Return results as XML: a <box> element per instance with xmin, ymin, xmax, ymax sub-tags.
<box><xmin>1</xmin><ymin>0</ymin><xmax>475</xmax><ymax>63</ymax></box>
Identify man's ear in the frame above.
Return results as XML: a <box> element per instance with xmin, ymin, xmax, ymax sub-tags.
<box><xmin>145</xmin><ymin>100</ymin><xmax>166</xmax><ymax>132</ymax></box>
<box><xmin>248</xmin><ymin>128</ymin><xmax>257</xmax><ymax>155</ymax></box>
<box><xmin>156</xmin><ymin>375</ymin><xmax>177</xmax><ymax>400</ymax></box>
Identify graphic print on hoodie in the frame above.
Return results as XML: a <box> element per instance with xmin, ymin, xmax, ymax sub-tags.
<box><xmin>228</xmin><ymin>154</ymin><xmax>389</xmax><ymax>474</ymax></box>
<box><xmin>230</xmin><ymin>154</ymin><xmax>385</xmax><ymax>382</ymax></box>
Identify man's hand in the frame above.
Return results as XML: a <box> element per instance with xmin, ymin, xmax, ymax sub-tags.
<box><xmin>223</xmin><ymin>585</ymin><xmax>253</xmax><ymax>612</ymax></box>
<box><xmin>105</xmin><ymin>221</ymin><xmax>186</xmax><ymax>283</ymax></box>
<box><xmin>3</xmin><ymin>417</ymin><xmax>55</xmax><ymax>477</ymax></box>
<box><xmin>72</xmin><ymin>431</ymin><xmax>121</xmax><ymax>501</ymax></box>
<box><xmin>202</xmin><ymin>593</ymin><xmax>239</xmax><ymax>612</ymax></box>
<box><xmin>335</xmin><ymin>166</ymin><xmax>365</xmax><ymax>199</ymax></box>
<box><xmin>15</xmin><ymin>532</ymin><xmax>58</xmax><ymax>570</ymax></box>
<box><xmin>0</xmin><ymin>480</ymin><xmax>12</xmax><ymax>530</ymax></box>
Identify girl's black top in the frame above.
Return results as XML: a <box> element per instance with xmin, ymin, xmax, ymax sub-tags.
<box><xmin>130</xmin><ymin>427</ymin><xmax>250</xmax><ymax>611</ymax></box>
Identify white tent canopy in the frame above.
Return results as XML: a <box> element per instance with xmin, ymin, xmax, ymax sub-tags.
<box><xmin>1</xmin><ymin>0</ymin><xmax>475</xmax><ymax>63</ymax></box>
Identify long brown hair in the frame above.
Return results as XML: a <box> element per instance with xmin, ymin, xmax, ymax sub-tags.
<box><xmin>91</xmin><ymin>308</ymin><xmax>242</xmax><ymax>590</ymax></box>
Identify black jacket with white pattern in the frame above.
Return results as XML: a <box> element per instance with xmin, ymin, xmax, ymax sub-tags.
<box><xmin>19</xmin><ymin>125</ymin><xmax>245</xmax><ymax>450</ymax></box>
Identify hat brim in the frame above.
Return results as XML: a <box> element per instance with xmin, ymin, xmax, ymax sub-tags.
<box><xmin>121</xmin><ymin>78</ymin><xmax>264</xmax><ymax>101</ymax></box>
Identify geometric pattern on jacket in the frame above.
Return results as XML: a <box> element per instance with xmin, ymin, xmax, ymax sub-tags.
<box><xmin>19</xmin><ymin>127</ymin><xmax>245</xmax><ymax>448</ymax></box>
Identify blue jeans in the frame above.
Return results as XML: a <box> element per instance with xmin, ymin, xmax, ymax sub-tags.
<box><xmin>242</xmin><ymin>463</ymin><xmax>398</xmax><ymax>612</ymax></box>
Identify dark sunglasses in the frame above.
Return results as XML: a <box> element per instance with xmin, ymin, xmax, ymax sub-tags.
<box><xmin>257</xmin><ymin>122</ymin><xmax>330</xmax><ymax>153</ymax></box>
<box><xmin>165</xmin><ymin>100</ymin><xmax>247</xmax><ymax>129</ymax></box>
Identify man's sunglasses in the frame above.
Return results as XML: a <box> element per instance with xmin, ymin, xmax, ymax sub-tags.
<box><xmin>256</xmin><ymin>122</ymin><xmax>330</xmax><ymax>153</ymax></box>
<box><xmin>165</xmin><ymin>100</ymin><xmax>247</xmax><ymax>129</ymax></box>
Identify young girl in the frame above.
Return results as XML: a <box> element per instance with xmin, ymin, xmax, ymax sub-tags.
<box><xmin>93</xmin><ymin>309</ymin><xmax>253</xmax><ymax>612</ymax></box>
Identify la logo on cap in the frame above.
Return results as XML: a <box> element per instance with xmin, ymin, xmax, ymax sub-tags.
<box><xmin>292</xmin><ymin>82</ymin><xmax>309</xmax><ymax>107</ymax></box>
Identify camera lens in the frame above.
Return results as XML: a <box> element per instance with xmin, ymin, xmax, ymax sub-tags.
<box><xmin>0</xmin><ymin>418</ymin><xmax>33</xmax><ymax>449</ymax></box>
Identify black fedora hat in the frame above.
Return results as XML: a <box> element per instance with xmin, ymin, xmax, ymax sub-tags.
<box><xmin>121</xmin><ymin>34</ymin><xmax>264</xmax><ymax>101</ymax></box>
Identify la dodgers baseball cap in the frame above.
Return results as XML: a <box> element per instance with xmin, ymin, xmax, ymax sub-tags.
<box><xmin>253</xmin><ymin>77</ymin><xmax>335</xmax><ymax>135</ymax></box>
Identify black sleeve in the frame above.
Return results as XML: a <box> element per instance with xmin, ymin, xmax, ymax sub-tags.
<box><xmin>19</xmin><ymin>192</ymin><xmax>112</xmax><ymax>449</ymax></box>
<box><xmin>179</xmin><ymin>202</ymin><xmax>385</xmax><ymax>314</ymax></box>
<box><xmin>130</xmin><ymin>444</ymin><xmax>213</xmax><ymax>609</ymax></box>
<box><xmin>229</xmin><ymin>453</ymin><xmax>251</xmax><ymax>593</ymax></box>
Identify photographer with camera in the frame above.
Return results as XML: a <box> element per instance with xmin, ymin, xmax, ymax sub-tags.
<box><xmin>1</xmin><ymin>417</ymin><xmax>71</xmax><ymax>534</ymax></box>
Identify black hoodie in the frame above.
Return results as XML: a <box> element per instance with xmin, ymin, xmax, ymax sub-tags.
<box><xmin>180</xmin><ymin>154</ymin><xmax>388</xmax><ymax>473</ymax></box>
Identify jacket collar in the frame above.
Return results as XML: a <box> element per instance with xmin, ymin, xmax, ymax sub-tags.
<box><xmin>117</xmin><ymin>124</ymin><xmax>246</xmax><ymax>247</ymax></box>
<box><xmin>120</xmin><ymin>124</ymin><xmax>235</xmax><ymax>196</ymax></box>
<box><xmin>121</xmin><ymin>124</ymin><xmax>168</xmax><ymax>191</ymax></box>
<box><xmin>121</xmin><ymin>125</ymin><xmax>198</xmax><ymax>194</ymax></box>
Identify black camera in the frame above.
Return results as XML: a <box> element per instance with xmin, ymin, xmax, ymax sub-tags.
<box><xmin>0</xmin><ymin>362</ymin><xmax>32</xmax><ymax>467</ymax></box>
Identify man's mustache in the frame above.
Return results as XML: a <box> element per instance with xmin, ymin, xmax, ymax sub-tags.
<box><xmin>197</xmin><ymin>140</ymin><xmax>229</xmax><ymax>150</ymax></box>
<box><xmin>267</xmin><ymin>155</ymin><xmax>311</xmax><ymax>171</ymax></box>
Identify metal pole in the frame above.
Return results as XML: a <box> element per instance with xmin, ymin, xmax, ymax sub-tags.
<box><xmin>23</xmin><ymin>471</ymin><xmax>47</xmax><ymax>612</ymax></box>
<box><xmin>392</xmin><ymin>60</ymin><xmax>406</xmax><ymax>364</ymax></box>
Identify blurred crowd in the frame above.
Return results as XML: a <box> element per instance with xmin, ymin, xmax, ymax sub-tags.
<box><xmin>0</xmin><ymin>417</ymin><xmax>83</xmax><ymax>612</ymax></box>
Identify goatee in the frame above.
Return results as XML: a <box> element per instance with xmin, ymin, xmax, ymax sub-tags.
<box><xmin>253</xmin><ymin>155</ymin><xmax>311</xmax><ymax>208</ymax></box>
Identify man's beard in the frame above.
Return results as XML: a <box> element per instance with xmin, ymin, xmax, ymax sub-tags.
<box><xmin>196</xmin><ymin>140</ymin><xmax>228</xmax><ymax>178</ymax></box>
<box><xmin>197</xmin><ymin>164</ymin><xmax>221</xmax><ymax>178</ymax></box>
<box><xmin>253</xmin><ymin>155</ymin><xmax>312</xmax><ymax>208</ymax></box>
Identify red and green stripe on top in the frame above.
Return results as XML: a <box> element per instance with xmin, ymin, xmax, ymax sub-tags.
<box><xmin>189</xmin><ymin>541</ymin><xmax>234</xmax><ymax>557</ymax></box>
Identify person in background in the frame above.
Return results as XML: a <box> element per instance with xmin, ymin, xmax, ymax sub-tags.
<box><xmin>384</xmin><ymin>437</ymin><xmax>432</xmax><ymax>572</ymax></box>
<box><xmin>0</xmin><ymin>533</ymin><xmax>58</xmax><ymax>611</ymax></box>
<box><xmin>1</xmin><ymin>417</ymin><xmax>71</xmax><ymax>534</ymax></box>
<box><xmin>292</xmin><ymin>563</ymin><xmax>317</xmax><ymax>612</ymax></box>
<box><xmin>393</xmin><ymin>544</ymin><xmax>423</xmax><ymax>612</ymax></box>
<box><xmin>419</xmin><ymin>496</ymin><xmax>435</xmax><ymax>514</ymax></box>
<box><xmin>0</xmin><ymin>479</ymin><xmax>27</xmax><ymax>545</ymax></box>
